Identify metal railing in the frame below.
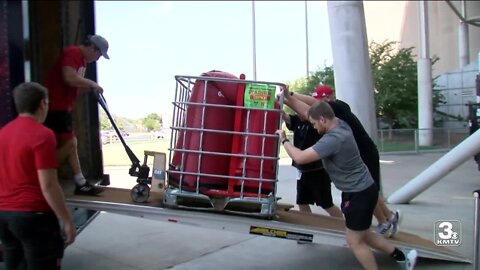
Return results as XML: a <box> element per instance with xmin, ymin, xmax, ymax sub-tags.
<box><xmin>285</xmin><ymin>127</ymin><xmax>470</xmax><ymax>154</ymax></box>
<box><xmin>376</xmin><ymin>127</ymin><xmax>469</xmax><ymax>153</ymax></box>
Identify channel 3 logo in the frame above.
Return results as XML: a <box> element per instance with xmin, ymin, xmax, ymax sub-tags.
<box><xmin>434</xmin><ymin>220</ymin><xmax>462</xmax><ymax>246</ymax></box>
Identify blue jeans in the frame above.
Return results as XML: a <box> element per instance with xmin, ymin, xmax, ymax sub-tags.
<box><xmin>0</xmin><ymin>211</ymin><xmax>63</xmax><ymax>270</ymax></box>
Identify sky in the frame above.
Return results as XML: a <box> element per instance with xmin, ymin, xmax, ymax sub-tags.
<box><xmin>95</xmin><ymin>1</ymin><xmax>333</xmax><ymax>120</ymax></box>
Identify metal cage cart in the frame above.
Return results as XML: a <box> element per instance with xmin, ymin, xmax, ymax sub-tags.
<box><xmin>164</xmin><ymin>71</ymin><xmax>286</xmax><ymax>219</ymax></box>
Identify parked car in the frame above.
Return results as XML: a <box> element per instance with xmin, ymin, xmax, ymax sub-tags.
<box><xmin>101</xmin><ymin>130</ymin><xmax>118</xmax><ymax>144</ymax></box>
<box><xmin>154</xmin><ymin>129</ymin><xmax>170</xmax><ymax>139</ymax></box>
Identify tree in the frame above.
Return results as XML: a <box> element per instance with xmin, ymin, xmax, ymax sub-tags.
<box><xmin>99</xmin><ymin>110</ymin><xmax>125</xmax><ymax>130</ymax></box>
<box><xmin>142</xmin><ymin>113</ymin><xmax>162</xmax><ymax>131</ymax></box>
<box><xmin>370</xmin><ymin>40</ymin><xmax>444</xmax><ymax>129</ymax></box>
<box><xmin>369</xmin><ymin>41</ymin><xmax>419</xmax><ymax>128</ymax></box>
<box><xmin>288</xmin><ymin>40</ymin><xmax>445</xmax><ymax>129</ymax></box>
<box><xmin>288</xmin><ymin>63</ymin><xmax>335</xmax><ymax>96</ymax></box>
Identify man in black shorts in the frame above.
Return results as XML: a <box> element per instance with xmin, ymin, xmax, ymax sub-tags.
<box><xmin>287</xmin><ymin>85</ymin><xmax>401</xmax><ymax>238</ymax></box>
<box><xmin>277</xmin><ymin>100</ymin><xmax>417</xmax><ymax>270</ymax></box>
<box><xmin>43</xmin><ymin>35</ymin><xmax>109</xmax><ymax>195</ymax></box>
<box><xmin>282</xmin><ymin>111</ymin><xmax>342</xmax><ymax>218</ymax></box>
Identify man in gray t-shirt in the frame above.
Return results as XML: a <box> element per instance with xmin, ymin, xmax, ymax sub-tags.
<box><xmin>311</xmin><ymin>119</ymin><xmax>373</xmax><ymax>192</ymax></box>
<box><xmin>277</xmin><ymin>100</ymin><xmax>417</xmax><ymax>270</ymax></box>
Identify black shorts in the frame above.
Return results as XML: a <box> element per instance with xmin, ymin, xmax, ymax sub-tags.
<box><xmin>44</xmin><ymin>110</ymin><xmax>75</xmax><ymax>141</ymax></box>
<box><xmin>296</xmin><ymin>169</ymin><xmax>334</xmax><ymax>209</ymax></box>
<box><xmin>361</xmin><ymin>149</ymin><xmax>381</xmax><ymax>191</ymax></box>
<box><xmin>44</xmin><ymin>110</ymin><xmax>73</xmax><ymax>134</ymax></box>
<box><xmin>341</xmin><ymin>183</ymin><xmax>378</xmax><ymax>231</ymax></box>
<box><xmin>0</xmin><ymin>211</ymin><xmax>64</xmax><ymax>270</ymax></box>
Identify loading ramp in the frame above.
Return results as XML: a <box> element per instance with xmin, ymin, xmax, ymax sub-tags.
<box><xmin>65</xmin><ymin>187</ymin><xmax>470</xmax><ymax>264</ymax></box>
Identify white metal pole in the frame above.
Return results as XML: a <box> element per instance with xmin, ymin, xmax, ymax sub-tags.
<box><xmin>417</xmin><ymin>1</ymin><xmax>433</xmax><ymax>146</ymax></box>
<box><xmin>327</xmin><ymin>1</ymin><xmax>377</xmax><ymax>142</ymax></box>
<box><xmin>388</xmin><ymin>128</ymin><xmax>480</xmax><ymax>204</ymax></box>
<box><xmin>458</xmin><ymin>0</ymin><xmax>469</xmax><ymax>68</ymax></box>
<box><xmin>474</xmin><ymin>190</ymin><xmax>480</xmax><ymax>270</ymax></box>
<box><xmin>252</xmin><ymin>1</ymin><xmax>257</xmax><ymax>80</ymax></box>
<box><xmin>305</xmin><ymin>0</ymin><xmax>310</xmax><ymax>78</ymax></box>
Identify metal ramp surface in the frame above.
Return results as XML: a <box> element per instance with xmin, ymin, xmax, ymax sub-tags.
<box><xmin>66</xmin><ymin>187</ymin><xmax>470</xmax><ymax>264</ymax></box>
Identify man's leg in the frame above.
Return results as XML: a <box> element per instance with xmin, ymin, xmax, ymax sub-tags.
<box><xmin>0</xmin><ymin>214</ymin><xmax>24</xmax><ymax>269</ymax></box>
<box><xmin>345</xmin><ymin>228</ymin><xmax>378</xmax><ymax>270</ymax></box>
<box><xmin>56</xmin><ymin>138</ymin><xmax>75</xmax><ymax>169</ymax></box>
<box><xmin>296</xmin><ymin>172</ymin><xmax>313</xmax><ymax>213</ymax></box>
<box><xmin>324</xmin><ymin>205</ymin><xmax>343</xmax><ymax>218</ymax></box>
<box><xmin>57</xmin><ymin>136</ymin><xmax>103</xmax><ymax>195</ymax></box>
<box><xmin>67</xmin><ymin>137</ymin><xmax>85</xmax><ymax>181</ymax></box>
<box><xmin>298</xmin><ymin>204</ymin><xmax>312</xmax><ymax>213</ymax></box>
<box><xmin>312</xmin><ymin>170</ymin><xmax>343</xmax><ymax>218</ymax></box>
<box><xmin>56</xmin><ymin>137</ymin><xmax>85</xmax><ymax>185</ymax></box>
<box><xmin>12</xmin><ymin>212</ymin><xmax>64</xmax><ymax>270</ymax></box>
<box><xmin>363</xmin><ymin>229</ymin><xmax>395</xmax><ymax>254</ymax></box>
<box><xmin>364</xmin><ymin>230</ymin><xmax>417</xmax><ymax>270</ymax></box>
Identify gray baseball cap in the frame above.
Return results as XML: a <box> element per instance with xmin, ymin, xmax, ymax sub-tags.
<box><xmin>88</xmin><ymin>34</ymin><xmax>110</xmax><ymax>59</ymax></box>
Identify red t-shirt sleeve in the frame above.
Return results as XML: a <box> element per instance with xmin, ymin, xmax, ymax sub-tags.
<box><xmin>33</xmin><ymin>130</ymin><xmax>59</xmax><ymax>170</ymax></box>
<box><xmin>61</xmin><ymin>47</ymin><xmax>83</xmax><ymax>70</ymax></box>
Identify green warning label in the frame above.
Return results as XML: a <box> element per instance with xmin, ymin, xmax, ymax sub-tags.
<box><xmin>244</xmin><ymin>83</ymin><xmax>276</xmax><ymax>109</ymax></box>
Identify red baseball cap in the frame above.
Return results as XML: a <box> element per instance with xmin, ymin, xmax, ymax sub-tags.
<box><xmin>312</xmin><ymin>85</ymin><xmax>333</xmax><ymax>100</ymax></box>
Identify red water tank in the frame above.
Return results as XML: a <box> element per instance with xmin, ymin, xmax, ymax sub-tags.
<box><xmin>169</xmin><ymin>71</ymin><xmax>239</xmax><ymax>193</ymax></box>
<box><xmin>233</xmin><ymin>102</ymin><xmax>280</xmax><ymax>195</ymax></box>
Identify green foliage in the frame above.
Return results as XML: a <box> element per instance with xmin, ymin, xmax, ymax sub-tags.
<box><xmin>99</xmin><ymin>110</ymin><xmax>124</xmax><ymax>130</ymax></box>
<box><xmin>289</xmin><ymin>40</ymin><xmax>444</xmax><ymax>129</ymax></box>
<box><xmin>142</xmin><ymin>113</ymin><xmax>162</xmax><ymax>131</ymax></box>
<box><xmin>369</xmin><ymin>41</ymin><xmax>419</xmax><ymax>128</ymax></box>
<box><xmin>288</xmin><ymin>63</ymin><xmax>335</xmax><ymax>96</ymax></box>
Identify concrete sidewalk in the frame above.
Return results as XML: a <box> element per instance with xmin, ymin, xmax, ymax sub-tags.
<box><xmin>1</xmin><ymin>152</ymin><xmax>477</xmax><ymax>269</ymax></box>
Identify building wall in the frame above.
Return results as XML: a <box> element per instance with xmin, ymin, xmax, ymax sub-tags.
<box><xmin>363</xmin><ymin>1</ymin><xmax>480</xmax><ymax>128</ymax></box>
<box><xmin>364</xmin><ymin>1</ymin><xmax>480</xmax><ymax>77</ymax></box>
<box><xmin>363</xmin><ymin>1</ymin><xmax>406</xmax><ymax>45</ymax></box>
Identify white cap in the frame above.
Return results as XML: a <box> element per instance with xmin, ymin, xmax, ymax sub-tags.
<box><xmin>88</xmin><ymin>34</ymin><xmax>110</xmax><ymax>59</ymax></box>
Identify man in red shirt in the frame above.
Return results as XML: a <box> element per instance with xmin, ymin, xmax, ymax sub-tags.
<box><xmin>44</xmin><ymin>34</ymin><xmax>110</xmax><ymax>195</ymax></box>
<box><xmin>0</xmin><ymin>82</ymin><xmax>76</xmax><ymax>269</ymax></box>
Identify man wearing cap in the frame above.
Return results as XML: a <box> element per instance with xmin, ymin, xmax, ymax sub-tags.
<box><xmin>43</xmin><ymin>34</ymin><xmax>110</xmax><ymax>195</ymax></box>
<box><xmin>276</xmin><ymin>100</ymin><xmax>417</xmax><ymax>270</ymax></box>
<box><xmin>284</xmin><ymin>85</ymin><xmax>401</xmax><ymax>238</ymax></box>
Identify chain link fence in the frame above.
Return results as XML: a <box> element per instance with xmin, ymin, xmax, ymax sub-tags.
<box><xmin>377</xmin><ymin>127</ymin><xmax>470</xmax><ymax>153</ymax></box>
<box><xmin>285</xmin><ymin>127</ymin><xmax>470</xmax><ymax>154</ymax></box>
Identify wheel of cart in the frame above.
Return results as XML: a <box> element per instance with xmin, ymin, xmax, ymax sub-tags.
<box><xmin>164</xmin><ymin>71</ymin><xmax>287</xmax><ymax>219</ymax></box>
<box><xmin>129</xmin><ymin>150</ymin><xmax>167</xmax><ymax>203</ymax></box>
<box><xmin>96</xmin><ymin>93</ymin><xmax>167</xmax><ymax>204</ymax></box>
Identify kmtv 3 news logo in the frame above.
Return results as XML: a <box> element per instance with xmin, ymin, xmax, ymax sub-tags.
<box><xmin>434</xmin><ymin>220</ymin><xmax>462</xmax><ymax>246</ymax></box>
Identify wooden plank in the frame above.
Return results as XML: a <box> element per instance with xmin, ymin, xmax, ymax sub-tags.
<box><xmin>66</xmin><ymin>187</ymin><xmax>468</xmax><ymax>263</ymax></box>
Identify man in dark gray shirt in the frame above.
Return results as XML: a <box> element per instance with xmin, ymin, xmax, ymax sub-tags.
<box><xmin>277</xmin><ymin>100</ymin><xmax>417</xmax><ymax>270</ymax></box>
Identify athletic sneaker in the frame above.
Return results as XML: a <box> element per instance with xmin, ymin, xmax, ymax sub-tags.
<box><xmin>400</xmin><ymin>249</ymin><xmax>418</xmax><ymax>270</ymax></box>
<box><xmin>375</xmin><ymin>223</ymin><xmax>392</xmax><ymax>236</ymax></box>
<box><xmin>74</xmin><ymin>181</ymin><xmax>104</xmax><ymax>195</ymax></box>
<box><xmin>388</xmin><ymin>210</ymin><xmax>402</xmax><ymax>238</ymax></box>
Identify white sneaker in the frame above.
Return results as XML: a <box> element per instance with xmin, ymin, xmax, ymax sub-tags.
<box><xmin>375</xmin><ymin>223</ymin><xmax>391</xmax><ymax>237</ymax></box>
<box><xmin>402</xmin><ymin>249</ymin><xmax>418</xmax><ymax>270</ymax></box>
<box><xmin>388</xmin><ymin>209</ymin><xmax>402</xmax><ymax>238</ymax></box>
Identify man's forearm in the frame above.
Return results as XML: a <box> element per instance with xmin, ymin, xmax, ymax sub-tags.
<box><xmin>285</xmin><ymin>96</ymin><xmax>311</xmax><ymax>120</ymax></box>
<box><xmin>283</xmin><ymin>141</ymin><xmax>303</xmax><ymax>163</ymax></box>
<box><xmin>69</xmin><ymin>77</ymin><xmax>97</xmax><ymax>92</ymax></box>
<box><xmin>294</xmin><ymin>93</ymin><xmax>318</xmax><ymax>106</ymax></box>
<box><xmin>39</xmin><ymin>170</ymin><xmax>73</xmax><ymax>224</ymax></box>
<box><xmin>42</xmin><ymin>182</ymin><xmax>73</xmax><ymax>224</ymax></box>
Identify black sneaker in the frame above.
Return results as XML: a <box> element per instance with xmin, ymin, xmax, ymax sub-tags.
<box><xmin>74</xmin><ymin>182</ymin><xmax>104</xmax><ymax>195</ymax></box>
